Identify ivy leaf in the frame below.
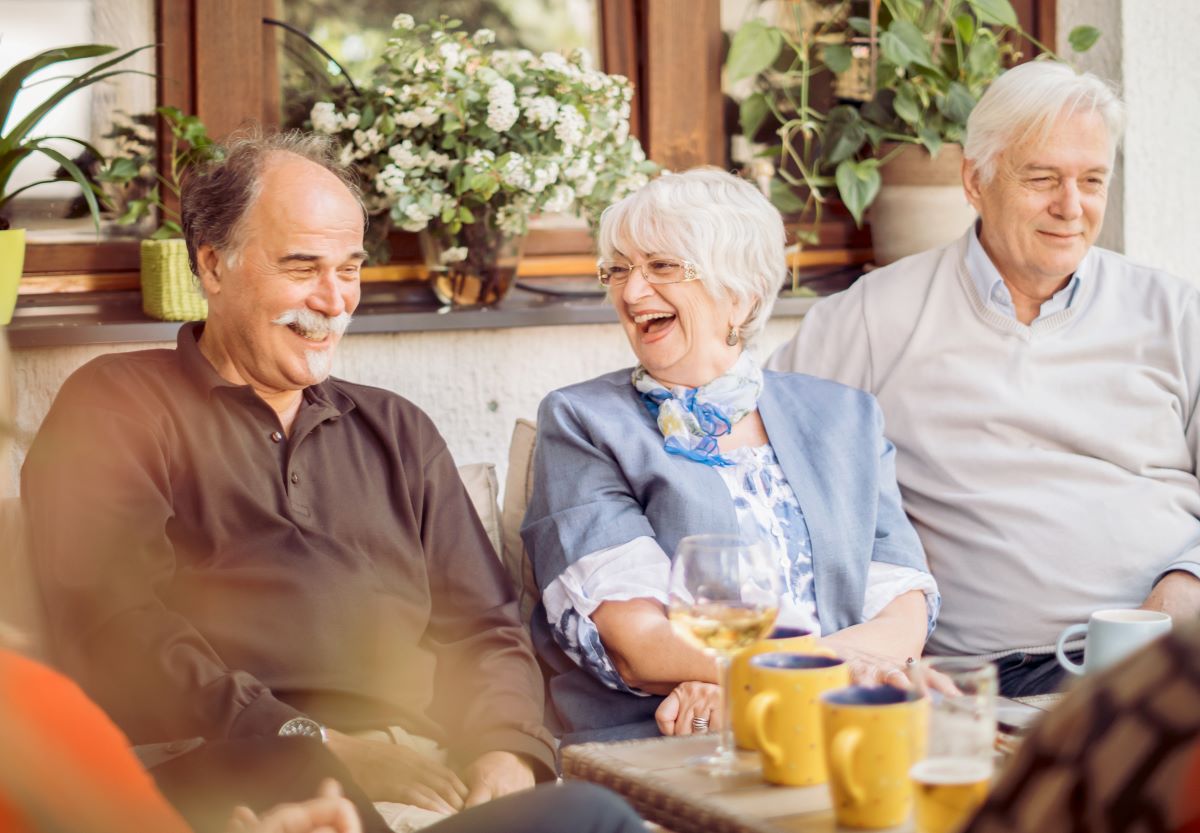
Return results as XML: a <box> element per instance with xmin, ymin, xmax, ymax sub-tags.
<box><xmin>822</xmin><ymin>44</ymin><xmax>853</xmax><ymax>74</ymax></box>
<box><xmin>822</xmin><ymin>105</ymin><xmax>867</xmax><ymax>164</ymax></box>
<box><xmin>937</xmin><ymin>82</ymin><xmax>976</xmax><ymax>125</ymax></box>
<box><xmin>726</xmin><ymin>20</ymin><xmax>783</xmax><ymax>82</ymax></box>
<box><xmin>848</xmin><ymin>16</ymin><xmax>872</xmax><ymax>35</ymax></box>
<box><xmin>965</xmin><ymin>32</ymin><xmax>1000</xmax><ymax>80</ymax></box>
<box><xmin>880</xmin><ymin>20</ymin><xmax>934</xmax><ymax>71</ymax></box>
<box><xmin>739</xmin><ymin>91</ymin><xmax>770</xmax><ymax>140</ymax></box>
<box><xmin>835</xmin><ymin>158</ymin><xmax>881</xmax><ymax>226</ymax></box>
<box><xmin>1068</xmin><ymin>25</ymin><xmax>1101</xmax><ymax>53</ymax></box>
<box><xmin>769</xmin><ymin>178</ymin><xmax>808</xmax><ymax>214</ymax></box>
<box><xmin>917</xmin><ymin>126</ymin><xmax>943</xmax><ymax>157</ymax></box>
<box><xmin>893</xmin><ymin>84</ymin><xmax>922</xmax><ymax>125</ymax></box>
<box><xmin>968</xmin><ymin>0</ymin><xmax>1018</xmax><ymax>27</ymax></box>
<box><xmin>954</xmin><ymin>13</ymin><xmax>976</xmax><ymax>44</ymax></box>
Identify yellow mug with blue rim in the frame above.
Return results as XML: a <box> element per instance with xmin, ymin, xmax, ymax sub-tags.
<box><xmin>732</xmin><ymin>626</ymin><xmax>835</xmax><ymax>750</ymax></box>
<box><xmin>821</xmin><ymin>685</ymin><xmax>930</xmax><ymax>829</ymax></box>
<box><xmin>746</xmin><ymin>652</ymin><xmax>850</xmax><ymax>786</ymax></box>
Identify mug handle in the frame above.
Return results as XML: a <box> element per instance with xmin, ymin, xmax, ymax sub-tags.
<box><xmin>829</xmin><ymin>726</ymin><xmax>865</xmax><ymax>806</ymax></box>
<box><xmin>1055</xmin><ymin>623</ymin><xmax>1089</xmax><ymax>675</ymax></box>
<box><xmin>747</xmin><ymin>690</ymin><xmax>783</xmax><ymax>767</ymax></box>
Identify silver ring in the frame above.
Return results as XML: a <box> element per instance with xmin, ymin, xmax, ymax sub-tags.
<box><xmin>691</xmin><ymin>716</ymin><xmax>710</xmax><ymax>733</ymax></box>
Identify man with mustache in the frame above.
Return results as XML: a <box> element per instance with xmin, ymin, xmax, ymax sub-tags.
<box><xmin>769</xmin><ymin>61</ymin><xmax>1200</xmax><ymax>696</ymax></box>
<box><xmin>21</xmin><ymin>133</ymin><xmax>560</xmax><ymax>827</ymax></box>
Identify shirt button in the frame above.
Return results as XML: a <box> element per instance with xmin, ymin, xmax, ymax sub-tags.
<box><xmin>290</xmin><ymin>472</ymin><xmax>300</xmax><ymax>484</ymax></box>
<box><xmin>270</xmin><ymin>431</ymin><xmax>283</xmax><ymax>443</ymax></box>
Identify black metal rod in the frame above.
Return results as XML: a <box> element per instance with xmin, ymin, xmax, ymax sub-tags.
<box><xmin>262</xmin><ymin>16</ymin><xmax>361</xmax><ymax>96</ymax></box>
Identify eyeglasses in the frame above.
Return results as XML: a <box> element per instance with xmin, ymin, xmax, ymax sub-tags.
<box><xmin>596</xmin><ymin>256</ymin><xmax>699</xmax><ymax>287</ymax></box>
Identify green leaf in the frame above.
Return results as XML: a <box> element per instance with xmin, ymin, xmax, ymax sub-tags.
<box><xmin>152</xmin><ymin>221</ymin><xmax>182</xmax><ymax>240</ymax></box>
<box><xmin>739</xmin><ymin>92</ymin><xmax>770</xmax><ymax>140</ymax></box>
<box><xmin>1068</xmin><ymin>25</ymin><xmax>1102</xmax><ymax>53</ymax></box>
<box><xmin>965</xmin><ymin>33</ymin><xmax>1000</xmax><ymax>80</ymax></box>
<box><xmin>0</xmin><ymin>44</ymin><xmax>116</xmax><ymax>138</ymax></box>
<box><xmin>457</xmin><ymin>205</ymin><xmax>474</xmax><ymax>223</ymax></box>
<box><xmin>822</xmin><ymin>44</ymin><xmax>853</xmax><ymax>74</ymax></box>
<box><xmin>726</xmin><ymin>20</ymin><xmax>783</xmax><ymax>82</ymax></box>
<box><xmin>892</xmin><ymin>0</ymin><xmax>926</xmax><ymax>21</ymax></box>
<box><xmin>917</xmin><ymin>126</ymin><xmax>943</xmax><ymax>157</ymax></box>
<box><xmin>848</xmin><ymin>17</ymin><xmax>872</xmax><ymax>35</ymax></box>
<box><xmin>35</xmin><ymin>144</ymin><xmax>102</xmax><ymax>230</ymax></box>
<box><xmin>116</xmin><ymin>199</ymin><xmax>147</xmax><ymax>225</ymax></box>
<box><xmin>893</xmin><ymin>85</ymin><xmax>922</xmax><ymax>125</ymax></box>
<box><xmin>968</xmin><ymin>0</ymin><xmax>1018</xmax><ymax>28</ymax></box>
<box><xmin>100</xmin><ymin>157</ymin><xmax>141</xmax><ymax>182</ymax></box>
<box><xmin>769</xmin><ymin>178</ymin><xmax>808</xmax><ymax>214</ymax></box>
<box><xmin>359</xmin><ymin>104</ymin><xmax>376</xmax><ymax>131</ymax></box>
<box><xmin>880</xmin><ymin>20</ymin><xmax>934</xmax><ymax>71</ymax></box>
<box><xmin>954</xmin><ymin>13</ymin><xmax>976</xmax><ymax>44</ymax></box>
<box><xmin>835</xmin><ymin>159</ymin><xmax>881</xmax><ymax>226</ymax></box>
<box><xmin>822</xmin><ymin>105</ymin><xmax>867</xmax><ymax>165</ymax></box>
<box><xmin>937</xmin><ymin>82</ymin><xmax>976</xmax><ymax>125</ymax></box>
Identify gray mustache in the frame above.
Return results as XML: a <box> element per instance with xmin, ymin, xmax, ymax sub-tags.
<box><xmin>272</xmin><ymin>308</ymin><xmax>353</xmax><ymax>339</ymax></box>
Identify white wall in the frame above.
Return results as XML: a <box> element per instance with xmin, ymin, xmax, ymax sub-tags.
<box><xmin>3</xmin><ymin>316</ymin><xmax>805</xmax><ymax>499</ymax></box>
<box><xmin>1058</xmin><ymin>0</ymin><xmax>1200</xmax><ymax>280</ymax></box>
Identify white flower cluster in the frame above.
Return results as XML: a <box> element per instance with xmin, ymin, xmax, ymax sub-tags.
<box><xmin>310</xmin><ymin>17</ymin><xmax>656</xmax><ymax>242</ymax></box>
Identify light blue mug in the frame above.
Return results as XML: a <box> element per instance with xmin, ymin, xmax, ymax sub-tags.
<box><xmin>1056</xmin><ymin>609</ymin><xmax>1172</xmax><ymax>676</ymax></box>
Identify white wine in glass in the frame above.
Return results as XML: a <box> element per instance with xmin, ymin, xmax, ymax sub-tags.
<box><xmin>668</xmin><ymin>534</ymin><xmax>780</xmax><ymax>775</ymax></box>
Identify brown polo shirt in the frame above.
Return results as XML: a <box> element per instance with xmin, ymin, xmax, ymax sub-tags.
<box><xmin>22</xmin><ymin>323</ymin><xmax>555</xmax><ymax>775</ymax></box>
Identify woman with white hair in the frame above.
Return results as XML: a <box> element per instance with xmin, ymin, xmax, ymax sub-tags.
<box><xmin>521</xmin><ymin>167</ymin><xmax>939</xmax><ymax>744</ymax></box>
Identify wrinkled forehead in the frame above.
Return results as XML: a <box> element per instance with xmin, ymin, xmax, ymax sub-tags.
<box><xmin>1006</xmin><ymin>105</ymin><xmax>1115</xmax><ymax>170</ymax></box>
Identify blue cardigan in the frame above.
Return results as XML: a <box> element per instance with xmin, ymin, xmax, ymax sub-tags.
<box><xmin>521</xmin><ymin>368</ymin><xmax>928</xmax><ymax>744</ymax></box>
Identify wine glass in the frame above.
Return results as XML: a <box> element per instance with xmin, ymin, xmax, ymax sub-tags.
<box><xmin>667</xmin><ymin>533</ymin><xmax>781</xmax><ymax>775</ymax></box>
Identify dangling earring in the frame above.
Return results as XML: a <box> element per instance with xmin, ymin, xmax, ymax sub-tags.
<box><xmin>726</xmin><ymin>325</ymin><xmax>740</xmax><ymax>347</ymax></box>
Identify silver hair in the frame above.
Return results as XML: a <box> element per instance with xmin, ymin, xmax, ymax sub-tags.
<box><xmin>181</xmin><ymin>129</ymin><xmax>368</xmax><ymax>282</ymax></box>
<box><xmin>271</xmin><ymin>307</ymin><xmax>354</xmax><ymax>381</ymax></box>
<box><xmin>597</xmin><ymin>167</ymin><xmax>786</xmax><ymax>346</ymax></box>
<box><xmin>965</xmin><ymin>61</ymin><xmax>1125</xmax><ymax>184</ymax></box>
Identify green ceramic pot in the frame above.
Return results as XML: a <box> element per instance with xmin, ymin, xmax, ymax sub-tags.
<box><xmin>0</xmin><ymin>228</ymin><xmax>25</xmax><ymax>325</ymax></box>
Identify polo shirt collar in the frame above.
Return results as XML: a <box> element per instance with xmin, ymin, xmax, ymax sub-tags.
<box><xmin>175</xmin><ymin>321</ymin><xmax>356</xmax><ymax>419</ymax></box>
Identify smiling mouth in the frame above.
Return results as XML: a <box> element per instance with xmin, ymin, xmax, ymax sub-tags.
<box><xmin>285</xmin><ymin>322</ymin><xmax>332</xmax><ymax>343</ymax></box>
<box><xmin>633</xmin><ymin>311</ymin><xmax>676</xmax><ymax>335</ymax></box>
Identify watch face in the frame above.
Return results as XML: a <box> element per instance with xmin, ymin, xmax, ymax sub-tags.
<box><xmin>279</xmin><ymin>717</ymin><xmax>322</xmax><ymax>738</ymax></box>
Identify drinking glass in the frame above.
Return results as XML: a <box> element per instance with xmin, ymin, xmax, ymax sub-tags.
<box><xmin>667</xmin><ymin>533</ymin><xmax>781</xmax><ymax>775</ymax></box>
<box><xmin>908</xmin><ymin>658</ymin><xmax>998</xmax><ymax>833</ymax></box>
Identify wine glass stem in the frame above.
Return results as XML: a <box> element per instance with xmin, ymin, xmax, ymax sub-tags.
<box><xmin>716</xmin><ymin>654</ymin><xmax>735</xmax><ymax>760</ymax></box>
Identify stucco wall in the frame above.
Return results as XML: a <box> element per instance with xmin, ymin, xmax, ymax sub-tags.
<box><xmin>3</xmin><ymin>316</ymin><xmax>805</xmax><ymax>499</ymax></box>
<box><xmin>1058</xmin><ymin>0</ymin><xmax>1200</xmax><ymax>280</ymax></box>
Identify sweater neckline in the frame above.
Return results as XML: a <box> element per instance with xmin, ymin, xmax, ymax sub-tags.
<box><xmin>954</xmin><ymin>235</ymin><xmax>1088</xmax><ymax>339</ymax></box>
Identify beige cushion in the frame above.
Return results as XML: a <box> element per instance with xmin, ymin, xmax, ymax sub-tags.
<box><xmin>501</xmin><ymin>419</ymin><xmax>540</xmax><ymax>624</ymax></box>
<box><xmin>0</xmin><ymin>497</ymin><xmax>45</xmax><ymax>657</ymax></box>
<box><xmin>457</xmin><ymin>462</ymin><xmax>502</xmax><ymax>557</ymax></box>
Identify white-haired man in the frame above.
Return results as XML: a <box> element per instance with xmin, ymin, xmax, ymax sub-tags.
<box><xmin>769</xmin><ymin>61</ymin><xmax>1200</xmax><ymax>696</ymax></box>
<box><xmin>21</xmin><ymin>132</ymin><xmax>562</xmax><ymax>823</ymax></box>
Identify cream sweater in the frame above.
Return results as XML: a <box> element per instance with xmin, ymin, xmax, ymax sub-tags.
<box><xmin>769</xmin><ymin>232</ymin><xmax>1200</xmax><ymax>655</ymax></box>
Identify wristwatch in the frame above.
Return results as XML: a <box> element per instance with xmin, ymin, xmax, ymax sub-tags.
<box><xmin>278</xmin><ymin>716</ymin><xmax>328</xmax><ymax>743</ymax></box>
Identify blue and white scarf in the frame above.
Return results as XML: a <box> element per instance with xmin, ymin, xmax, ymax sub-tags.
<box><xmin>632</xmin><ymin>351</ymin><xmax>764</xmax><ymax>467</ymax></box>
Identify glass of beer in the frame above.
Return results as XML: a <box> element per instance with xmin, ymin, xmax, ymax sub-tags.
<box><xmin>667</xmin><ymin>534</ymin><xmax>780</xmax><ymax>775</ymax></box>
<box><xmin>907</xmin><ymin>657</ymin><xmax>997</xmax><ymax>833</ymax></box>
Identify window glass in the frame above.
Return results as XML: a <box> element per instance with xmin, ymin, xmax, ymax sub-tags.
<box><xmin>0</xmin><ymin>0</ymin><xmax>156</xmax><ymax>240</ymax></box>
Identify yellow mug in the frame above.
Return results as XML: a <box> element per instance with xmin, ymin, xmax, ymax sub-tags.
<box><xmin>821</xmin><ymin>685</ymin><xmax>929</xmax><ymax>829</ymax></box>
<box><xmin>747</xmin><ymin>653</ymin><xmax>850</xmax><ymax>786</ymax></box>
<box><xmin>732</xmin><ymin>626</ymin><xmax>834</xmax><ymax>750</ymax></box>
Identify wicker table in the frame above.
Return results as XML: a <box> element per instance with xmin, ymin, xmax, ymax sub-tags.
<box><xmin>561</xmin><ymin>694</ymin><xmax>1064</xmax><ymax>833</ymax></box>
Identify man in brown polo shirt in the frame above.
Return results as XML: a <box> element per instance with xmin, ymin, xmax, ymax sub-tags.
<box><xmin>21</xmin><ymin>132</ymin><xmax>556</xmax><ymax>822</ymax></box>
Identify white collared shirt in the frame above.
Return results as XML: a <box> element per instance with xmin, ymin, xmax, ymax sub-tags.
<box><xmin>966</xmin><ymin>225</ymin><xmax>1084</xmax><ymax>322</ymax></box>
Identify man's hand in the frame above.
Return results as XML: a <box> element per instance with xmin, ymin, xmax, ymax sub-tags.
<box><xmin>461</xmin><ymin>750</ymin><xmax>536</xmax><ymax>809</ymax></box>
<box><xmin>325</xmin><ymin>730</ymin><xmax>467</xmax><ymax>814</ymax></box>
<box><xmin>1141</xmin><ymin>570</ymin><xmax>1200</xmax><ymax>621</ymax></box>
<box><xmin>225</xmin><ymin>778</ymin><xmax>361</xmax><ymax>833</ymax></box>
<box><xmin>655</xmin><ymin>681</ymin><xmax>722</xmax><ymax>736</ymax></box>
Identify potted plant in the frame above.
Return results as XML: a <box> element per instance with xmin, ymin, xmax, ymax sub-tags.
<box><xmin>307</xmin><ymin>14</ymin><xmax>657</xmax><ymax>307</ymax></box>
<box><xmin>726</xmin><ymin>0</ymin><xmax>1100</xmax><ymax>264</ymax></box>
<box><xmin>101</xmin><ymin>106</ymin><xmax>222</xmax><ymax>321</ymax></box>
<box><xmin>0</xmin><ymin>43</ymin><xmax>148</xmax><ymax>324</ymax></box>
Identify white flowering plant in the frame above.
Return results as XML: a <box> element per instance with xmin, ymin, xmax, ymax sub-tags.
<box><xmin>308</xmin><ymin>15</ymin><xmax>656</xmax><ymax>263</ymax></box>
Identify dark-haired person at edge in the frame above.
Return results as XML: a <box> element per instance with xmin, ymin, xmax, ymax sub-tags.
<box><xmin>16</xmin><ymin>132</ymin><xmax>643</xmax><ymax>833</ymax></box>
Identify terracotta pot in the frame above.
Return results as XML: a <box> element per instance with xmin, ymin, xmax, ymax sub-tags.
<box><xmin>869</xmin><ymin>142</ymin><xmax>977</xmax><ymax>266</ymax></box>
<box><xmin>0</xmin><ymin>228</ymin><xmax>24</xmax><ymax>325</ymax></box>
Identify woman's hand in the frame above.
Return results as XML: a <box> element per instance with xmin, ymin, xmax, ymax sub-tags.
<box><xmin>225</xmin><ymin>779</ymin><xmax>360</xmax><ymax>833</ymax></box>
<box><xmin>655</xmin><ymin>681</ymin><xmax>723</xmax><ymax>736</ymax></box>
